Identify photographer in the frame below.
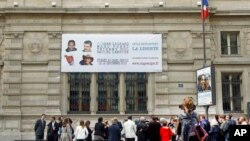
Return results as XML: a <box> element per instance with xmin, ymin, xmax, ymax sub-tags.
<box><xmin>176</xmin><ymin>97</ymin><xmax>199</xmax><ymax>141</ymax></box>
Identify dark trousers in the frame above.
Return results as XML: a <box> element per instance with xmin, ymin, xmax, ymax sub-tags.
<box><xmin>36</xmin><ymin>134</ymin><xmax>44</xmax><ymax>140</ymax></box>
<box><xmin>77</xmin><ymin>139</ymin><xmax>86</xmax><ymax>141</ymax></box>
<box><xmin>137</xmin><ymin>133</ymin><xmax>146</xmax><ymax>141</ymax></box>
<box><xmin>126</xmin><ymin>138</ymin><xmax>135</xmax><ymax>141</ymax></box>
<box><xmin>47</xmin><ymin>134</ymin><xmax>58</xmax><ymax>141</ymax></box>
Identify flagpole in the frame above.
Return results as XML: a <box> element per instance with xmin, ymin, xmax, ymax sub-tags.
<box><xmin>202</xmin><ymin>0</ymin><xmax>209</xmax><ymax>120</ymax></box>
<box><xmin>202</xmin><ymin>4</ymin><xmax>206</xmax><ymax>67</ymax></box>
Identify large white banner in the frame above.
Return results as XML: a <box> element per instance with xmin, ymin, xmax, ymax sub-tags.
<box><xmin>61</xmin><ymin>34</ymin><xmax>162</xmax><ymax>72</ymax></box>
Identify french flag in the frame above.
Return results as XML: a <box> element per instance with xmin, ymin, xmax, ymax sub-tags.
<box><xmin>201</xmin><ymin>0</ymin><xmax>209</xmax><ymax>20</ymax></box>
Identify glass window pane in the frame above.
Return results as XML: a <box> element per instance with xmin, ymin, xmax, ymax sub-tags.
<box><xmin>222</xmin><ymin>73</ymin><xmax>242</xmax><ymax>113</ymax></box>
<box><xmin>69</xmin><ymin>73</ymin><xmax>91</xmax><ymax>113</ymax></box>
<box><xmin>232</xmin><ymin>74</ymin><xmax>241</xmax><ymax>111</ymax></box>
<box><xmin>221</xmin><ymin>32</ymin><xmax>228</xmax><ymax>54</ymax></box>
<box><xmin>222</xmin><ymin>74</ymin><xmax>230</xmax><ymax>111</ymax></box>
<box><xmin>230</xmin><ymin>33</ymin><xmax>238</xmax><ymax>54</ymax></box>
<box><xmin>125</xmin><ymin>73</ymin><xmax>147</xmax><ymax>113</ymax></box>
<box><xmin>97</xmin><ymin>73</ymin><xmax>118</xmax><ymax>113</ymax></box>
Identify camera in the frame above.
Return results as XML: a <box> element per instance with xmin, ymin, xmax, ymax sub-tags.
<box><xmin>178</xmin><ymin>104</ymin><xmax>196</xmax><ymax>110</ymax></box>
<box><xmin>179</xmin><ymin>104</ymin><xmax>184</xmax><ymax>110</ymax></box>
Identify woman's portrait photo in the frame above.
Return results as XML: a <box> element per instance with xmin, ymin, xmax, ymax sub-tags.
<box><xmin>79</xmin><ymin>54</ymin><xmax>94</xmax><ymax>65</ymax></box>
<box><xmin>66</xmin><ymin>40</ymin><xmax>77</xmax><ymax>52</ymax></box>
<box><xmin>197</xmin><ymin>74</ymin><xmax>211</xmax><ymax>92</ymax></box>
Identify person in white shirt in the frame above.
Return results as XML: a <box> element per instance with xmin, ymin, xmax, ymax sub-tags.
<box><xmin>123</xmin><ymin>115</ymin><xmax>137</xmax><ymax>141</ymax></box>
<box><xmin>75</xmin><ymin>120</ymin><xmax>89</xmax><ymax>141</ymax></box>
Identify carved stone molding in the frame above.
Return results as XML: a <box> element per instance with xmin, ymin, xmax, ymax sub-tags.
<box><xmin>167</xmin><ymin>32</ymin><xmax>192</xmax><ymax>59</ymax></box>
<box><xmin>23</xmin><ymin>32</ymin><xmax>48</xmax><ymax>61</ymax></box>
<box><xmin>5</xmin><ymin>33</ymin><xmax>24</xmax><ymax>39</ymax></box>
<box><xmin>191</xmin><ymin>32</ymin><xmax>202</xmax><ymax>38</ymax></box>
<box><xmin>48</xmin><ymin>32</ymin><xmax>61</xmax><ymax>39</ymax></box>
<box><xmin>28</xmin><ymin>39</ymin><xmax>43</xmax><ymax>54</ymax></box>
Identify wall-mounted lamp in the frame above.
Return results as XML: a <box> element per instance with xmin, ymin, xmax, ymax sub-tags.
<box><xmin>159</xmin><ymin>1</ymin><xmax>164</xmax><ymax>7</ymax></box>
<box><xmin>105</xmin><ymin>2</ymin><xmax>109</xmax><ymax>8</ymax></box>
<box><xmin>51</xmin><ymin>2</ymin><xmax>57</xmax><ymax>7</ymax></box>
<box><xmin>13</xmin><ymin>2</ymin><xmax>18</xmax><ymax>7</ymax></box>
<box><xmin>196</xmin><ymin>1</ymin><xmax>201</xmax><ymax>7</ymax></box>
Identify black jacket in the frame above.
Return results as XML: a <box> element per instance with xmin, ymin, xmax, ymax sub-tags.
<box><xmin>94</xmin><ymin>122</ymin><xmax>105</xmax><ymax>137</ymax></box>
<box><xmin>47</xmin><ymin>121</ymin><xmax>59</xmax><ymax>141</ymax></box>
<box><xmin>34</xmin><ymin>119</ymin><xmax>46</xmax><ymax>136</ymax></box>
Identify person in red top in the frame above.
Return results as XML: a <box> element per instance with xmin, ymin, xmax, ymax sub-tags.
<box><xmin>160</xmin><ymin>119</ymin><xmax>174</xmax><ymax>141</ymax></box>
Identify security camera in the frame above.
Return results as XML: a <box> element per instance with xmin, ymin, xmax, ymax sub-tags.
<box><xmin>51</xmin><ymin>2</ymin><xmax>56</xmax><ymax>7</ymax></box>
<box><xmin>196</xmin><ymin>1</ymin><xmax>201</xmax><ymax>7</ymax></box>
<box><xmin>159</xmin><ymin>1</ymin><xmax>164</xmax><ymax>7</ymax></box>
<box><xmin>13</xmin><ymin>2</ymin><xmax>18</xmax><ymax>7</ymax></box>
<box><xmin>105</xmin><ymin>3</ymin><xmax>109</xmax><ymax>8</ymax></box>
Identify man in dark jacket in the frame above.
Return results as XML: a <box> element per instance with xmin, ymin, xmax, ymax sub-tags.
<box><xmin>136</xmin><ymin>116</ymin><xmax>148</xmax><ymax>141</ymax></box>
<box><xmin>34</xmin><ymin>114</ymin><xmax>46</xmax><ymax>140</ymax></box>
<box><xmin>146</xmin><ymin>117</ymin><xmax>161</xmax><ymax>141</ymax></box>
<box><xmin>108</xmin><ymin>118</ymin><xmax>121</xmax><ymax>141</ymax></box>
<box><xmin>222</xmin><ymin>114</ymin><xmax>236</xmax><ymax>141</ymax></box>
<box><xmin>47</xmin><ymin>116</ymin><xmax>59</xmax><ymax>141</ymax></box>
<box><xmin>94</xmin><ymin>117</ymin><xmax>105</xmax><ymax>141</ymax></box>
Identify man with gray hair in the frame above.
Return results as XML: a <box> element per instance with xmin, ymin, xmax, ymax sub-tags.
<box><xmin>136</xmin><ymin>116</ymin><xmax>148</xmax><ymax>141</ymax></box>
<box><xmin>108</xmin><ymin>118</ymin><xmax>121</xmax><ymax>141</ymax></box>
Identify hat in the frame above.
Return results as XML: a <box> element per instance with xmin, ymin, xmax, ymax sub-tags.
<box><xmin>82</xmin><ymin>54</ymin><xmax>94</xmax><ymax>61</ymax></box>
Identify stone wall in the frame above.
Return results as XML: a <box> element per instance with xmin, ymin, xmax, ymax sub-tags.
<box><xmin>0</xmin><ymin>0</ymin><xmax>250</xmax><ymax>140</ymax></box>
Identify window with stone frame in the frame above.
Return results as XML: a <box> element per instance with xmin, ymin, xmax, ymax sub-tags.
<box><xmin>68</xmin><ymin>73</ymin><xmax>91</xmax><ymax>113</ymax></box>
<box><xmin>97</xmin><ymin>73</ymin><xmax>119</xmax><ymax>113</ymax></box>
<box><xmin>125</xmin><ymin>73</ymin><xmax>147</xmax><ymax>113</ymax></box>
<box><xmin>221</xmin><ymin>31</ymin><xmax>240</xmax><ymax>55</ymax></box>
<box><xmin>221</xmin><ymin>73</ymin><xmax>242</xmax><ymax>112</ymax></box>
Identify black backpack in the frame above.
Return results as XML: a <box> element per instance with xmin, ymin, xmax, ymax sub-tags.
<box><xmin>203</xmin><ymin>121</ymin><xmax>211</xmax><ymax>133</ymax></box>
<box><xmin>182</xmin><ymin>117</ymin><xmax>199</xmax><ymax>141</ymax></box>
<box><xmin>181</xmin><ymin>114</ymin><xmax>208</xmax><ymax>141</ymax></box>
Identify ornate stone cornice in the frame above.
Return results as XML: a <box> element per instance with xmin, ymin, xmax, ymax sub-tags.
<box><xmin>4</xmin><ymin>32</ymin><xmax>24</xmax><ymax>39</ymax></box>
<box><xmin>48</xmin><ymin>32</ymin><xmax>61</xmax><ymax>39</ymax></box>
<box><xmin>0</xmin><ymin>7</ymin><xmax>215</xmax><ymax>14</ymax></box>
<box><xmin>2</xmin><ymin>7</ymin><xmax>248</xmax><ymax>16</ymax></box>
<box><xmin>215</xmin><ymin>10</ymin><xmax>250</xmax><ymax>16</ymax></box>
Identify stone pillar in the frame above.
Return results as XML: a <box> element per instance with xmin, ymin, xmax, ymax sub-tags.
<box><xmin>1</xmin><ymin>32</ymin><xmax>23</xmax><ymax>140</ymax></box>
<box><xmin>147</xmin><ymin>73</ymin><xmax>154</xmax><ymax>115</ymax></box>
<box><xmin>46</xmin><ymin>32</ymin><xmax>62</xmax><ymax>115</ymax></box>
<box><xmin>90</xmin><ymin>73</ymin><xmax>97</xmax><ymax>114</ymax></box>
<box><xmin>2</xmin><ymin>32</ymin><xmax>23</xmax><ymax>115</ymax></box>
<box><xmin>0</xmin><ymin>31</ymin><xmax>3</xmax><ymax>114</ymax></box>
<box><xmin>119</xmin><ymin>73</ymin><xmax>125</xmax><ymax>114</ymax></box>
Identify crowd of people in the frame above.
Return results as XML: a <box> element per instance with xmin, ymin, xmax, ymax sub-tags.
<box><xmin>34</xmin><ymin>97</ymin><xmax>250</xmax><ymax>141</ymax></box>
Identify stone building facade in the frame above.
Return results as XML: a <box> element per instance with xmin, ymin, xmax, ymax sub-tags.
<box><xmin>0</xmin><ymin>0</ymin><xmax>250</xmax><ymax>140</ymax></box>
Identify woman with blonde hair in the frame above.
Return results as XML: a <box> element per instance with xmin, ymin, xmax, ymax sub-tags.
<box><xmin>177</xmin><ymin>97</ymin><xmax>199</xmax><ymax>141</ymax></box>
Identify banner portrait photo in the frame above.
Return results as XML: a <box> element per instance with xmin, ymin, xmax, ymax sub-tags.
<box><xmin>61</xmin><ymin>34</ymin><xmax>162</xmax><ymax>72</ymax></box>
<box><xmin>196</xmin><ymin>66</ymin><xmax>213</xmax><ymax>106</ymax></box>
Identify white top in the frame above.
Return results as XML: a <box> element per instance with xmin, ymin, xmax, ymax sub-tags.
<box><xmin>74</xmin><ymin>126</ymin><xmax>89</xmax><ymax>139</ymax></box>
<box><xmin>123</xmin><ymin>119</ymin><xmax>137</xmax><ymax>138</ymax></box>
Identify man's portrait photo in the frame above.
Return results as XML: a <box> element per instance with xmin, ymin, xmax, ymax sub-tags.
<box><xmin>65</xmin><ymin>40</ymin><xmax>77</xmax><ymax>52</ymax></box>
<box><xmin>83</xmin><ymin>40</ymin><xmax>92</xmax><ymax>52</ymax></box>
<box><xmin>79</xmin><ymin>54</ymin><xmax>94</xmax><ymax>65</ymax></box>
